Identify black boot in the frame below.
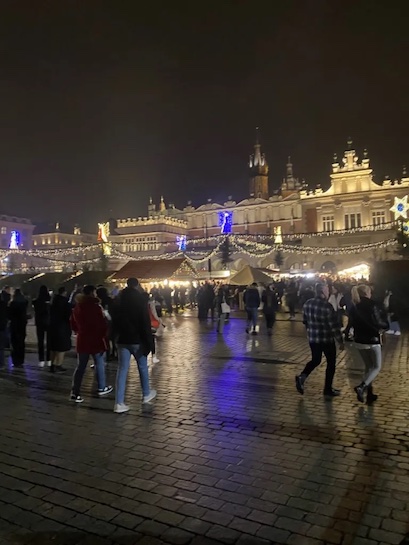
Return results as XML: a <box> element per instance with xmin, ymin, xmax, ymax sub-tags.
<box><xmin>354</xmin><ymin>382</ymin><xmax>367</xmax><ymax>403</ymax></box>
<box><xmin>366</xmin><ymin>385</ymin><xmax>378</xmax><ymax>404</ymax></box>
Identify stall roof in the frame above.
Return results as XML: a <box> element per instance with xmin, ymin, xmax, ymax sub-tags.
<box><xmin>229</xmin><ymin>265</ymin><xmax>274</xmax><ymax>286</ymax></box>
<box><xmin>111</xmin><ymin>258</ymin><xmax>197</xmax><ymax>282</ymax></box>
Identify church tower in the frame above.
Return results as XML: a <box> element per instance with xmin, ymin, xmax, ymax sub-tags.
<box><xmin>281</xmin><ymin>156</ymin><xmax>301</xmax><ymax>198</ymax></box>
<box><xmin>249</xmin><ymin>130</ymin><xmax>269</xmax><ymax>199</ymax></box>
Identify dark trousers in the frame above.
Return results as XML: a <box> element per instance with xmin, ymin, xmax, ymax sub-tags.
<box><xmin>264</xmin><ymin>311</ymin><xmax>276</xmax><ymax>329</ymax></box>
<box><xmin>36</xmin><ymin>325</ymin><xmax>50</xmax><ymax>362</ymax></box>
<box><xmin>11</xmin><ymin>327</ymin><xmax>26</xmax><ymax>366</ymax></box>
<box><xmin>0</xmin><ymin>330</ymin><xmax>6</xmax><ymax>366</ymax></box>
<box><xmin>288</xmin><ymin>302</ymin><xmax>296</xmax><ymax>317</ymax></box>
<box><xmin>302</xmin><ymin>342</ymin><xmax>336</xmax><ymax>391</ymax></box>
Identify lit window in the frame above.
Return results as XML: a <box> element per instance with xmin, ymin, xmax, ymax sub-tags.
<box><xmin>372</xmin><ymin>211</ymin><xmax>385</xmax><ymax>226</ymax></box>
<box><xmin>322</xmin><ymin>215</ymin><xmax>334</xmax><ymax>232</ymax></box>
<box><xmin>1</xmin><ymin>227</ymin><xmax>6</xmax><ymax>234</ymax></box>
<box><xmin>344</xmin><ymin>213</ymin><xmax>361</xmax><ymax>229</ymax></box>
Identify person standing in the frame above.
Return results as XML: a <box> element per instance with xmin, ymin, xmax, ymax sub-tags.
<box><xmin>0</xmin><ymin>297</ymin><xmax>9</xmax><ymax>369</ymax></box>
<box><xmin>70</xmin><ymin>285</ymin><xmax>113</xmax><ymax>403</ymax></box>
<box><xmin>384</xmin><ymin>289</ymin><xmax>401</xmax><ymax>336</ymax></box>
<box><xmin>243</xmin><ymin>282</ymin><xmax>260</xmax><ymax>335</ymax></box>
<box><xmin>8</xmin><ymin>289</ymin><xmax>28</xmax><ymax>367</ymax></box>
<box><xmin>350</xmin><ymin>285</ymin><xmax>388</xmax><ymax>403</ymax></box>
<box><xmin>32</xmin><ymin>285</ymin><xmax>51</xmax><ymax>368</ymax></box>
<box><xmin>285</xmin><ymin>281</ymin><xmax>298</xmax><ymax>320</ymax></box>
<box><xmin>1</xmin><ymin>286</ymin><xmax>11</xmax><ymax>304</ymax></box>
<box><xmin>215</xmin><ymin>285</ymin><xmax>230</xmax><ymax>334</ymax></box>
<box><xmin>113</xmin><ymin>277</ymin><xmax>155</xmax><ymax>413</ymax></box>
<box><xmin>262</xmin><ymin>284</ymin><xmax>279</xmax><ymax>335</ymax></box>
<box><xmin>295</xmin><ymin>282</ymin><xmax>344</xmax><ymax>397</ymax></box>
<box><xmin>0</xmin><ymin>296</ymin><xmax>9</xmax><ymax>368</ymax></box>
<box><xmin>48</xmin><ymin>287</ymin><xmax>72</xmax><ymax>373</ymax></box>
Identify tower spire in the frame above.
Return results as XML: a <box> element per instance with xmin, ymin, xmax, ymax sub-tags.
<box><xmin>248</xmin><ymin>129</ymin><xmax>269</xmax><ymax>199</ymax></box>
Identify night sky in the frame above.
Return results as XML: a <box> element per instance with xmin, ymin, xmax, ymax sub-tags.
<box><xmin>1</xmin><ymin>1</ymin><xmax>408</xmax><ymax>232</ymax></box>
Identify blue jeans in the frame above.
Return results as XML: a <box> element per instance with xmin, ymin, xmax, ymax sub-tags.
<box><xmin>116</xmin><ymin>344</ymin><xmax>150</xmax><ymax>404</ymax></box>
<box><xmin>246</xmin><ymin>307</ymin><xmax>258</xmax><ymax>329</ymax></box>
<box><xmin>72</xmin><ymin>353</ymin><xmax>106</xmax><ymax>396</ymax></box>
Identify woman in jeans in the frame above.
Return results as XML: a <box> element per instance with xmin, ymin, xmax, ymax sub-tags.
<box><xmin>350</xmin><ymin>285</ymin><xmax>388</xmax><ymax>404</ymax></box>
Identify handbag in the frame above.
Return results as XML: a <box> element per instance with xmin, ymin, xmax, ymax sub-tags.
<box><xmin>221</xmin><ymin>302</ymin><xmax>231</xmax><ymax>314</ymax></box>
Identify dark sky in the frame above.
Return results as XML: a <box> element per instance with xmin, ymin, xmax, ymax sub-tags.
<box><xmin>1</xmin><ymin>0</ymin><xmax>408</xmax><ymax>232</ymax></box>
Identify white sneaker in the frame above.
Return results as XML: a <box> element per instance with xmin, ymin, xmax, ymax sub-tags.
<box><xmin>152</xmin><ymin>355</ymin><xmax>160</xmax><ymax>364</ymax></box>
<box><xmin>142</xmin><ymin>389</ymin><xmax>157</xmax><ymax>403</ymax></box>
<box><xmin>114</xmin><ymin>403</ymin><xmax>130</xmax><ymax>414</ymax></box>
<box><xmin>98</xmin><ymin>385</ymin><xmax>113</xmax><ymax>397</ymax></box>
<box><xmin>38</xmin><ymin>361</ymin><xmax>45</xmax><ymax>368</ymax></box>
<box><xmin>385</xmin><ymin>330</ymin><xmax>394</xmax><ymax>334</ymax></box>
<box><xmin>394</xmin><ymin>331</ymin><xmax>401</xmax><ymax>336</ymax></box>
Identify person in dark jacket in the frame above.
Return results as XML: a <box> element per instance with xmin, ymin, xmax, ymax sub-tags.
<box><xmin>1</xmin><ymin>286</ymin><xmax>11</xmax><ymax>304</ymax></box>
<box><xmin>32</xmin><ymin>285</ymin><xmax>51</xmax><ymax>367</ymax></box>
<box><xmin>112</xmin><ymin>277</ymin><xmax>155</xmax><ymax>413</ymax></box>
<box><xmin>48</xmin><ymin>287</ymin><xmax>72</xmax><ymax>373</ymax></box>
<box><xmin>0</xmin><ymin>298</ymin><xmax>9</xmax><ymax>367</ymax></box>
<box><xmin>243</xmin><ymin>283</ymin><xmax>260</xmax><ymax>335</ymax></box>
<box><xmin>70</xmin><ymin>285</ymin><xmax>112</xmax><ymax>403</ymax></box>
<box><xmin>350</xmin><ymin>284</ymin><xmax>388</xmax><ymax>404</ymax></box>
<box><xmin>262</xmin><ymin>285</ymin><xmax>279</xmax><ymax>335</ymax></box>
<box><xmin>8</xmin><ymin>289</ymin><xmax>28</xmax><ymax>367</ymax></box>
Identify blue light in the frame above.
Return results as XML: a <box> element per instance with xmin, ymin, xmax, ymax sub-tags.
<box><xmin>219</xmin><ymin>211</ymin><xmax>233</xmax><ymax>234</ymax></box>
<box><xmin>9</xmin><ymin>230</ymin><xmax>20</xmax><ymax>249</ymax></box>
<box><xmin>176</xmin><ymin>235</ymin><xmax>186</xmax><ymax>251</ymax></box>
<box><xmin>397</xmin><ymin>203</ymin><xmax>404</xmax><ymax>212</ymax></box>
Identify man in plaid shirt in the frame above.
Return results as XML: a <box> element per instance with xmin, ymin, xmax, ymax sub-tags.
<box><xmin>296</xmin><ymin>282</ymin><xmax>344</xmax><ymax>397</ymax></box>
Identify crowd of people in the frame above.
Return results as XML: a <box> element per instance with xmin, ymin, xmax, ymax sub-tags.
<box><xmin>0</xmin><ymin>279</ymin><xmax>158</xmax><ymax>413</ymax></box>
<box><xmin>0</xmin><ymin>274</ymin><xmax>401</xmax><ymax>409</ymax></box>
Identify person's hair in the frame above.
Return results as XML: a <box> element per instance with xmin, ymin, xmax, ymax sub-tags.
<box><xmin>38</xmin><ymin>285</ymin><xmax>50</xmax><ymax>300</ymax></box>
<box><xmin>127</xmin><ymin>277</ymin><xmax>139</xmax><ymax>288</ymax></box>
<box><xmin>251</xmin><ymin>282</ymin><xmax>258</xmax><ymax>287</ymax></box>
<box><xmin>351</xmin><ymin>284</ymin><xmax>371</xmax><ymax>305</ymax></box>
<box><xmin>315</xmin><ymin>282</ymin><xmax>327</xmax><ymax>295</ymax></box>
<box><xmin>58</xmin><ymin>286</ymin><xmax>66</xmax><ymax>295</ymax></box>
<box><xmin>83</xmin><ymin>285</ymin><xmax>96</xmax><ymax>296</ymax></box>
<box><xmin>96</xmin><ymin>286</ymin><xmax>108</xmax><ymax>299</ymax></box>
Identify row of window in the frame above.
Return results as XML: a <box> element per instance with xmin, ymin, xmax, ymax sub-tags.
<box><xmin>1</xmin><ymin>227</ymin><xmax>29</xmax><ymax>237</ymax></box>
<box><xmin>322</xmin><ymin>211</ymin><xmax>386</xmax><ymax>232</ymax></box>
<box><xmin>33</xmin><ymin>239</ymin><xmax>78</xmax><ymax>246</ymax></box>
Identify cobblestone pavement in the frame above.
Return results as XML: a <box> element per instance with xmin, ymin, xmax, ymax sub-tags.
<box><xmin>1</xmin><ymin>312</ymin><xmax>408</xmax><ymax>545</ymax></box>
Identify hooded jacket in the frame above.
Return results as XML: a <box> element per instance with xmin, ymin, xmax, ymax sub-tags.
<box><xmin>70</xmin><ymin>295</ymin><xmax>108</xmax><ymax>354</ymax></box>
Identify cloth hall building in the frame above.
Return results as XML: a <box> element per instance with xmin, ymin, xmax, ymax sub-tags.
<box><xmin>107</xmin><ymin>139</ymin><xmax>409</xmax><ymax>274</ymax></box>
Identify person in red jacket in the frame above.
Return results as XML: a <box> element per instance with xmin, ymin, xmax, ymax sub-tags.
<box><xmin>69</xmin><ymin>285</ymin><xmax>113</xmax><ymax>403</ymax></box>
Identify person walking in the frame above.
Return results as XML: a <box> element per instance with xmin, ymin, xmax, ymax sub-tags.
<box><xmin>70</xmin><ymin>285</ymin><xmax>113</xmax><ymax>403</ymax></box>
<box><xmin>32</xmin><ymin>285</ymin><xmax>51</xmax><ymax>368</ymax></box>
<box><xmin>215</xmin><ymin>285</ymin><xmax>230</xmax><ymax>334</ymax></box>
<box><xmin>285</xmin><ymin>281</ymin><xmax>298</xmax><ymax>320</ymax></box>
<box><xmin>48</xmin><ymin>287</ymin><xmax>72</xmax><ymax>373</ymax></box>
<box><xmin>244</xmin><ymin>282</ymin><xmax>260</xmax><ymax>335</ymax></box>
<box><xmin>147</xmin><ymin>292</ymin><xmax>162</xmax><ymax>364</ymax></box>
<box><xmin>113</xmin><ymin>277</ymin><xmax>155</xmax><ymax>414</ymax></box>
<box><xmin>262</xmin><ymin>284</ymin><xmax>279</xmax><ymax>335</ymax></box>
<box><xmin>8</xmin><ymin>289</ymin><xmax>28</xmax><ymax>367</ymax></box>
<box><xmin>295</xmin><ymin>282</ymin><xmax>344</xmax><ymax>397</ymax></box>
<box><xmin>350</xmin><ymin>285</ymin><xmax>388</xmax><ymax>404</ymax></box>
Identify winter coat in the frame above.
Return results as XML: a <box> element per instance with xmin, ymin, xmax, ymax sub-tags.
<box><xmin>111</xmin><ymin>287</ymin><xmax>153</xmax><ymax>355</ymax></box>
<box><xmin>262</xmin><ymin>289</ymin><xmax>279</xmax><ymax>314</ymax></box>
<box><xmin>350</xmin><ymin>296</ymin><xmax>388</xmax><ymax>345</ymax></box>
<box><xmin>0</xmin><ymin>300</ymin><xmax>8</xmax><ymax>331</ymax></box>
<box><xmin>8</xmin><ymin>296</ymin><xmax>28</xmax><ymax>332</ymax></box>
<box><xmin>33</xmin><ymin>298</ymin><xmax>50</xmax><ymax>329</ymax></box>
<box><xmin>70</xmin><ymin>295</ymin><xmax>108</xmax><ymax>354</ymax></box>
<box><xmin>48</xmin><ymin>294</ymin><xmax>72</xmax><ymax>352</ymax></box>
<box><xmin>243</xmin><ymin>286</ymin><xmax>260</xmax><ymax>309</ymax></box>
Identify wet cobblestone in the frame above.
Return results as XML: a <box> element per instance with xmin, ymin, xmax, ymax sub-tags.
<box><xmin>0</xmin><ymin>312</ymin><xmax>408</xmax><ymax>545</ymax></box>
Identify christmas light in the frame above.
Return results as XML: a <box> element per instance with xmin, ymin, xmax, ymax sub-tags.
<box><xmin>390</xmin><ymin>195</ymin><xmax>409</xmax><ymax>220</ymax></box>
<box><xmin>9</xmin><ymin>231</ymin><xmax>20</xmax><ymax>249</ymax></box>
<box><xmin>219</xmin><ymin>211</ymin><xmax>233</xmax><ymax>234</ymax></box>
<box><xmin>176</xmin><ymin>235</ymin><xmax>187</xmax><ymax>251</ymax></box>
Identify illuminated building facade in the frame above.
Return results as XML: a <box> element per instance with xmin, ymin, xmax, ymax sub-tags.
<box><xmin>0</xmin><ymin>214</ymin><xmax>34</xmax><ymax>250</ymax></box>
<box><xmin>109</xmin><ymin>138</ymin><xmax>408</xmax><ymax>274</ymax></box>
